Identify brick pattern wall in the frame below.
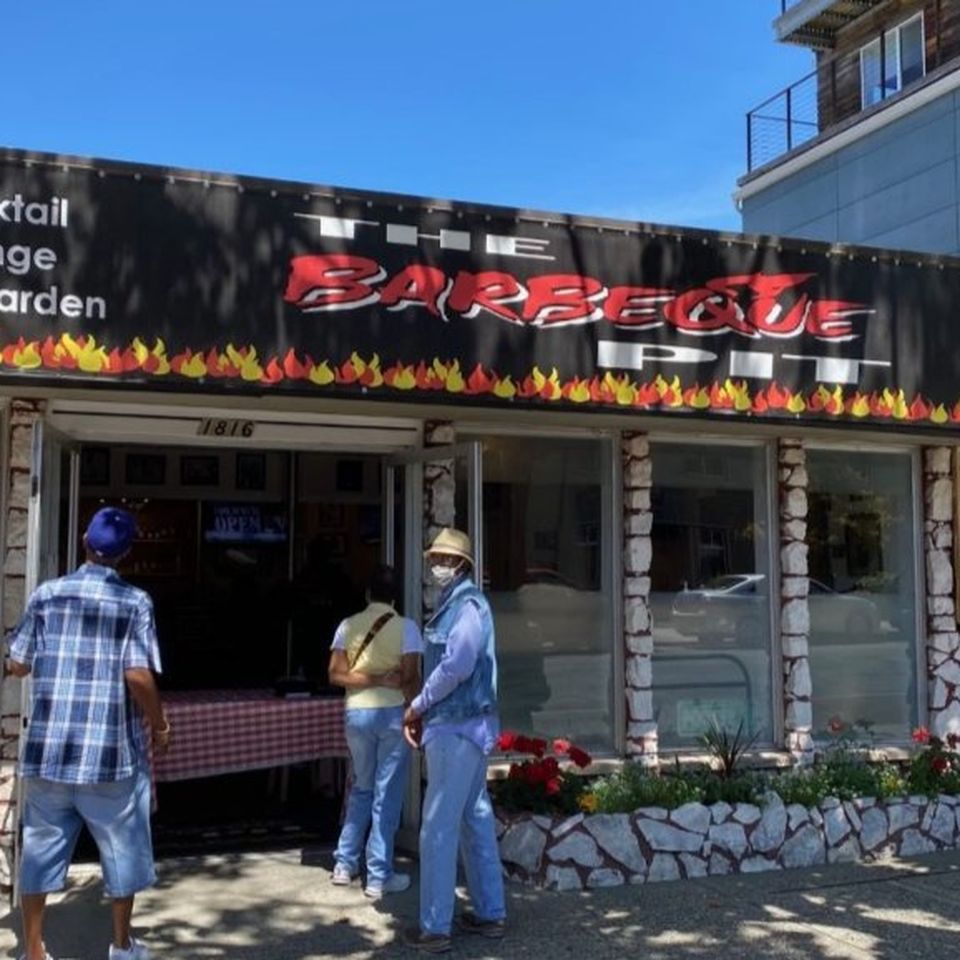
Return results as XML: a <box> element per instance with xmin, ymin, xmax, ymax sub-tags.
<box><xmin>924</xmin><ymin>447</ymin><xmax>960</xmax><ymax>738</ymax></box>
<box><xmin>623</xmin><ymin>432</ymin><xmax>656</xmax><ymax>764</ymax></box>
<box><xmin>780</xmin><ymin>439</ymin><xmax>814</xmax><ymax>764</ymax></box>
<box><xmin>0</xmin><ymin>399</ymin><xmax>45</xmax><ymax>888</ymax></box>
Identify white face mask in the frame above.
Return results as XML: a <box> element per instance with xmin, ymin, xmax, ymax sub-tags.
<box><xmin>431</xmin><ymin>563</ymin><xmax>459</xmax><ymax>586</ymax></box>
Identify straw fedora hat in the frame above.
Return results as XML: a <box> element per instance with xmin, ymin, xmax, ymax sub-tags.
<box><xmin>425</xmin><ymin>527</ymin><xmax>473</xmax><ymax>565</ymax></box>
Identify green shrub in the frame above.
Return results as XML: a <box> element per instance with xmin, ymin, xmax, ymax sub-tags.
<box><xmin>587</xmin><ymin>763</ymin><xmax>701</xmax><ymax>814</ymax></box>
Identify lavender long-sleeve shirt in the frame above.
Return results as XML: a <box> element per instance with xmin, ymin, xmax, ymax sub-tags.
<box><xmin>411</xmin><ymin>587</ymin><xmax>497</xmax><ymax>754</ymax></box>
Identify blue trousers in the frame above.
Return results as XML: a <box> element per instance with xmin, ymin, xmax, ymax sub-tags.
<box><xmin>335</xmin><ymin>705</ymin><xmax>409</xmax><ymax>884</ymax></box>
<box><xmin>419</xmin><ymin>733</ymin><xmax>505</xmax><ymax>935</ymax></box>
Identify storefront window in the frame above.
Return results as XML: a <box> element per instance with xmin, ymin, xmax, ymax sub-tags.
<box><xmin>807</xmin><ymin>450</ymin><xmax>919</xmax><ymax>741</ymax></box>
<box><xmin>457</xmin><ymin>435</ymin><xmax>615</xmax><ymax>752</ymax></box>
<box><xmin>650</xmin><ymin>443</ymin><xmax>773</xmax><ymax>749</ymax></box>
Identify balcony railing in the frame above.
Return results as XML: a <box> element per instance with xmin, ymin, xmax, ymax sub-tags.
<box><xmin>746</xmin><ymin>69</ymin><xmax>820</xmax><ymax>172</ymax></box>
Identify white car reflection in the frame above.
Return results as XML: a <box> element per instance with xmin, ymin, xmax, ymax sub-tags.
<box><xmin>488</xmin><ymin>568</ymin><xmax>602</xmax><ymax>654</ymax></box>
<box><xmin>669</xmin><ymin>573</ymin><xmax>881</xmax><ymax>643</ymax></box>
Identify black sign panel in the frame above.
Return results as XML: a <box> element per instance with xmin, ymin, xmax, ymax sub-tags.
<box><xmin>1</xmin><ymin>149</ymin><xmax>959</xmax><ymax>432</ymax></box>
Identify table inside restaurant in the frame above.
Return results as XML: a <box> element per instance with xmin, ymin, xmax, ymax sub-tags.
<box><xmin>152</xmin><ymin>688</ymin><xmax>349</xmax><ymax>784</ymax></box>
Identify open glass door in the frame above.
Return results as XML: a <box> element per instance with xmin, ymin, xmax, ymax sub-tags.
<box><xmin>15</xmin><ymin>422</ymin><xmax>80</xmax><ymax>896</ymax></box>
<box><xmin>385</xmin><ymin>440</ymin><xmax>482</xmax><ymax>847</ymax></box>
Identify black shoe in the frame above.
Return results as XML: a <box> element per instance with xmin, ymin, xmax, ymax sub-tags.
<box><xmin>402</xmin><ymin>927</ymin><xmax>452</xmax><ymax>953</ymax></box>
<box><xmin>456</xmin><ymin>910</ymin><xmax>507</xmax><ymax>939</ymax></box>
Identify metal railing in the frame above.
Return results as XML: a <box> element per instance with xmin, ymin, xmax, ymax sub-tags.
<box><xmin>746</xmin><ymin>68</ymin><xmax>821</xmax><ymax>172</ymax></box>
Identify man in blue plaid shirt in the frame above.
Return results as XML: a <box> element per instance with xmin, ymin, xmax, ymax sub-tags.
<box><xmin>6</xmin><ymin>507</ymin><xmax>169</xmax><ymax>960</ymax></box>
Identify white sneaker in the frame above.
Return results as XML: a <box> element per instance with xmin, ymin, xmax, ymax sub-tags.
<box><xmin>108</xmin><ymin>937</ymin><xmax>150</xmax><ymax>960</ymax></box>
<box><xmin>364</xmin><ymin>871</ymin><xmax>411</xmax><ymax>898</ymax></box>
<box><xmin>332</xmin><ymin>863</ymin><xmax>357</xmax><ymax>885</ymax></box>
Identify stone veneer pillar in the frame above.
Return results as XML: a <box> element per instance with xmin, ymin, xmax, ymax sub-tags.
<box><xmin>923</xmin><ymin>447</ymin><xmax>960</xmax><ymax>739</ymax></box>
<box><xmin>422</xmin><ymin>420</ymin><xmax>455</xmax><ymax>615</ymax></box>
<box><xmin>0</xmin><ymin>399</ymin><xmax>45</xmax><ymax>888</ymax></box>
<box><xmin>780</xmin><ymin>438</ymin><xmax>813</xmax><ymax>764</ymax></box>
<box><xmin>623</xmin><ymin>432</ymin><xmax>656</xmax><ymax>764</ymax></box>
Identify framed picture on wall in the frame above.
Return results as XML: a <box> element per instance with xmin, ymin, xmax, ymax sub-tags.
<box><xmin>125</xmin><ymin>453</ymin><xmax>166</xmax><ymax>486</ymax></box>
<box><xmin>181</xmin><ymin>455</ymin><xmax>220</xmax><ymax>487</ymax></box>
<box><xmin>235</xmin><ymin>452</ymin><xmax>266</xmax><ymax>491</ymax></box>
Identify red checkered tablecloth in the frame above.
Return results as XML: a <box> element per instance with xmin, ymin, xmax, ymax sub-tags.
<box><xmin>152</xmin><ymin>689</ymin><xmax>348</xmax><ymax>782</ymax></box>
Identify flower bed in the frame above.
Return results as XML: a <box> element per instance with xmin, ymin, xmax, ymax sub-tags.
<box><xmin>492</xmin><ymin>726</ymin><xmax>960</xmax><ymax>890</ymax></box>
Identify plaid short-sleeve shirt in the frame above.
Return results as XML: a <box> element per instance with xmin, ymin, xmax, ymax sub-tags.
<box><xmin>8</xmin><ymin>563</ymin><xmax>162</xmax><ymax>784</ymax></box>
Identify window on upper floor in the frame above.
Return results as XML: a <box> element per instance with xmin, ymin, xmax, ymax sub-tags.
<box><xmin>860</xmin><ymin>13</ymin><xmax>925</xmax><ymax>109</ymax></box>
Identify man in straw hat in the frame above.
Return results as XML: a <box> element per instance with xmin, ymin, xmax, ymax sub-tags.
<box><xmin>402</xmin><ymin>528</ymin><xmax>506</xmax><ymax>953</ymax></box>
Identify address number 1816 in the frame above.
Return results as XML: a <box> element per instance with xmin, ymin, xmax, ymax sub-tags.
<box><xmin>197</xmin><ymin>418</ymin><xmax>256</xmax><ymax>438</ymax></box>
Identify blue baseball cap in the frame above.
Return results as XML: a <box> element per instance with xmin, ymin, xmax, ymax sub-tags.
<box><xmin>85</xmin><ymin>507</ymin><xmax>137</xmax><ymax>560</ymax></box>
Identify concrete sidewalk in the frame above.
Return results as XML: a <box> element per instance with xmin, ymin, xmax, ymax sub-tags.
<box><xmin>3</xmin><ymin>847</ymin><xmax>960</xmax><ymax>959</ymax></box>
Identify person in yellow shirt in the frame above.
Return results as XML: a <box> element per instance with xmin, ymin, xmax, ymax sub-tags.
<box><xmin>328</xmin><ymin>564</ymin><xmax>422</xmax><ymax>898</ymax></box>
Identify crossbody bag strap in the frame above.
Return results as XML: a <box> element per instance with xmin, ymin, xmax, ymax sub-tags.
<box><xmin>348</xmin><ymin>610</ymin><xmax>397</xmax><ymax>671</ymax></box>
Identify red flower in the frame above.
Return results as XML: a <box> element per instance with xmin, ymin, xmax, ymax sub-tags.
<box><xmin>912</xmin><ymin>727</ymin><xmax>931</xmax><ymax>744</ymax></box>
<box><xmin>507</xmin><ymin>763</ymin><xmax>524</xmax><ymax>781</ymax></box>
<box><xmin>524</xmin><ymin>762</ymin><xmax>550</xmax><ymax>785</ymax></box>
<box><xmin>568</xmin><ymin>746</ymin><xmax>593</xmax><ymax>769</ymax></box>
<box><xmin>541</xmin><ymin>756</ymin><xmax>560</xmax><ymax>777</ymax></box>
<box><xmin>553</xmin><ymin>738</ymin><xmax>572</xmax><ymax>756</ymax></box>
<box><xmin>932</xmin><ymin>756</ymin><xmax>949</xmax><ymax>774</ymax></box>
<box><xmin>529</xmin><ymin>737</ymin><xmax>548</xmax><ymax>758</ymax></box>
<box><xmin>545</xmin><ymin>777</ymin><xmax>562</xmax><ymax>795</ymax></box>
<box><xmin>826</xmin><ymin>716</ymin><xmax>846</xmax><ymax>734</ymax></box>
<box><xmin>498</xmin><ymin>731</ymin><xmax>519</xmax><ymax>752</ymax></box>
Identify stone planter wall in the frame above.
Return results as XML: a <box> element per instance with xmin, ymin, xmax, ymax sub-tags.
<box><xmin>496</xmin><ymin>794</ymin><xmax>960</xmax><ymax>890</ymax></box>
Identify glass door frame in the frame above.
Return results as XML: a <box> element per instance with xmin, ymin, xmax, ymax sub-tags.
<box><xmin>16</xmin><ymin>420</ymin><xmax>80</xmax><ymax>899</ymax></box>
<box><xmin>385</xmin><ymin>440</ymin><xmax>482</xmax><ymax>847</ymax></box>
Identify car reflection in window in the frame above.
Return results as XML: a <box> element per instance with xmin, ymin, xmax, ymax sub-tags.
<box><xmin>667</xmin><ymin>574</ymin><xmax>882</xmax><ymax>644</ymax></box>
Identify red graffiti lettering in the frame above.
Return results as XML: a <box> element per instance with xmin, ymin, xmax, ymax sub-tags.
<box><xmin>523</xmin><ymin>274</ymin><xmax>607</xmax><ymax>326</ymax></box>
<box><xmin>805</xmin><ymin>300</ymin><xmax>868</xmax><ymax>341</ymax></box>
<box><xmin>378</xmin><ymin>265</ymin><xmax>449</xmax><ymax>316</ymax></box>
<box><xmin>603</xmin><ymin>286</ymin><xmax>674</xmax><ymax>327</ymax></box>
<box><xmin>283</xmin><ymin>255</ymin><xmax>873</xmax><ymax>343</ymax></box>
<box><xmin>283</xmin><ymin>254</ymin><xmax>385</xmax><ymax>311</ymax></box>
<box><xmin>446</xmin><ymin>271</ymin><xmax>524</xmax><ymax>323</ymax></box>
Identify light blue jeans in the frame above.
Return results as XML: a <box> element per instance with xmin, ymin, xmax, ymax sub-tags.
<box><xmin>420</xmin><ymin>733</ymin><xmax>506</xmax><ymax>935</ymax></box>
<box><xmin>335</xmin><ymin>705</ymin><xmax>409</xmax><ymax>885</ymax></box>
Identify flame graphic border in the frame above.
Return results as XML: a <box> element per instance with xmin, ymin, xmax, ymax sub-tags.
<box><xmin>1</xmin><ymin>333</ymin><xmax>957</xmax><ymax>427</ymax></box>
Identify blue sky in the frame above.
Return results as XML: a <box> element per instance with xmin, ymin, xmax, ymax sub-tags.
<box><xmin>5</xmin><ymin>2</ymin><xmax>811</xmax><ymax>232</ymax></box>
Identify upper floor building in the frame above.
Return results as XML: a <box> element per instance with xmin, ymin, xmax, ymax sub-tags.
<box><xmin>738</xmin><ymin>0</ymin><xmax>960</xmax><ymax>254</ymax></box>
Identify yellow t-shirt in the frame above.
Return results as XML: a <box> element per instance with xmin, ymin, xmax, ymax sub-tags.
<box><xmin>336</xmin><ymin>602</ymin><xmax>408</xmax><ymax>708</ymax></box>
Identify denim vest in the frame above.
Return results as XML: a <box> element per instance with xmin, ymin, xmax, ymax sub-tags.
<box><xmin>422</xmin><ymin>575</ymin><xmax>497</xmax><ymax>726</ymax></box>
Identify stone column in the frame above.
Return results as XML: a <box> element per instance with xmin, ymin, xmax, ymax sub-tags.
<box><xmin>0</xmin><ymin>399</ymin><xmax>45</xmax><ymax>888</ymax></box>
<box><xmin>422</xmin><ymin>420</ymin><xmax>455</xmax><ymax>615</ymax></box>
<box><xmin>923</xmin><ymin>447</ymin><xmax>960</xmax><ymax>739</ymax></box>
<box><xmin>780</xmin><ymin>439</ymin><xmax>813</xmax><ymax>765</ymax></box>
<box><xmin>623</xmin><ymin>432</ymin><xmax>656</xmax><ymax>764</ymax></box>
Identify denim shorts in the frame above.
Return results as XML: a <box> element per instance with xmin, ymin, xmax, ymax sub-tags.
<box><xmin>20</xmin><ymin>766</ymin><xmax>156</xmax><ymax>897</ymax></box>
